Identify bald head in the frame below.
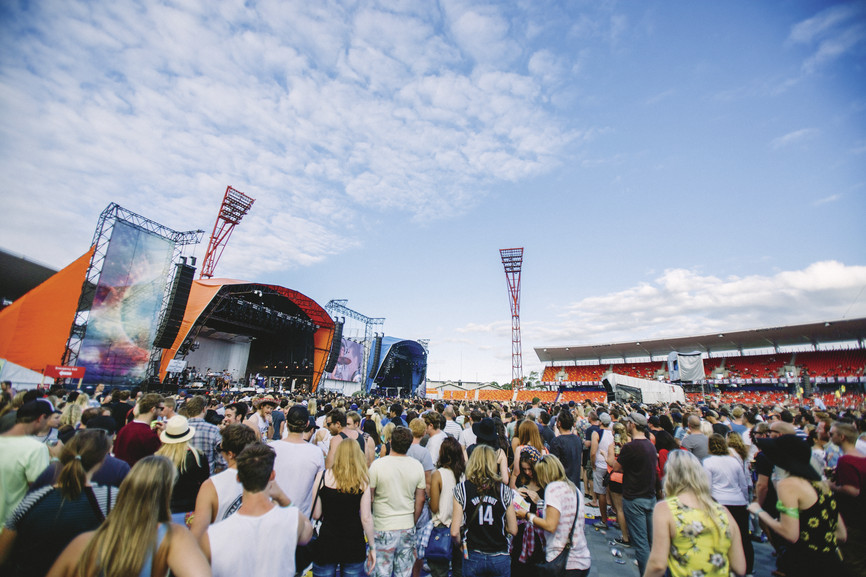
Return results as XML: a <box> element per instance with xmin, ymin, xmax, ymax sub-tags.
<box><xmin>769</xmin><ymin>421</ymin><xmax>796</xmax><ymax>436</ymax></box>
<box><xmin>688</xmin><ymin>415</ymin><xmax>702</xmax><ymax>431</ymax></box>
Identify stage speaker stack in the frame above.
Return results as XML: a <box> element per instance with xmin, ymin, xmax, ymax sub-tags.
<box><xmin>368</xmin><ymin>334</ymin><xmax>383</xmax><ymax>380</ymax></box>
<box><xmin>323</xmin><ymin>319</ymin><xmax>344</xmax><ymax>373</ymax></box>
<box><xmin>153</xmin><ymin>263</ymin><xmax>196</xmax><ymax>349</ymax></box>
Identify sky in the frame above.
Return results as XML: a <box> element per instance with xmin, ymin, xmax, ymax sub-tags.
<box><xmin>1</xmin><ymin>0</ymin><xmax>865</xmax><ymax>385</ymax></box>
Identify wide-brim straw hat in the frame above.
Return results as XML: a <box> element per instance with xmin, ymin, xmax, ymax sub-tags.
<box><xmin>160</xmin><ymin>415</ymin><xmax>195</xmax><ymax>444</ymax></box>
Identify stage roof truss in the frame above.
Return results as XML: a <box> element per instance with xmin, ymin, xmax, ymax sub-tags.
<box><xmin>64</xmin><ymin>203</ymin><xmax>203</xmax><ymax>368</ymax></box>
<box><xmin>324</xmin><ymin>299</ymin><xmax>384</xmax><ymax>391</ymax></box>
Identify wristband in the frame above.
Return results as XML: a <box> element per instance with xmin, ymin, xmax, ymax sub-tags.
<box><xmin>752</xmin><ymin>507</ymin><xmax>764</xmax><ymax>515</ymax></box>
<box><xmin>527</xmin><ymin>513</ymin><xmax>535</xmax><ymax>525</ymax></box>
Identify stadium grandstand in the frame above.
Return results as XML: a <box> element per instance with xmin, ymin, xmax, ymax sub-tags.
<box><xmin>534</xmin><ymin>318</ymin><xmax>866</xmax><ymax>407</ymax></box>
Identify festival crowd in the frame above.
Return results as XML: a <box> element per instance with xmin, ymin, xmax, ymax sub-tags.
<box><xmin>0</xmin><ymin>380</ymin><xmax>865</xmax><ymax>577</ymax></box>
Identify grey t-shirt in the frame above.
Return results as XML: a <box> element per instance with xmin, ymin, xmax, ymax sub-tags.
<box><xmin>681</xmin><ymin>433</ymin><xmax>709</xmax><ymax>461</ymax></box>
<box><xmin>407</xmin><ymin>443</ymin><xmax>435</xmax><ymax>472</ymax></box>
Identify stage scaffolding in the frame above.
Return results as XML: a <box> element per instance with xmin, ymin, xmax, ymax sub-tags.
<box><xmin>324</xmin><ymin>299</ymin><xmax>384</xmax><ymax>391</ymax></box>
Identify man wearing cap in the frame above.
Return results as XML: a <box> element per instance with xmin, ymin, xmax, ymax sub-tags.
<box><xmin>612</xmin><ymin>412</ymin><xmax>658</xmax><ymax>576</ymax></box>
<box><xmin>31</xmin><ymin>398</ymin><xmax>62</xmax><ymax>446</ymax></box>
<box><xmin>272</xmin><ymin>405</ymin><xmax>325</xmax><ymax>518</ymax></box>
<box><xmin>114</xmin><ymin>393</ymin><xmax>164</xmax><ymax>467</ymax></box>
<box><xmin>0</xmin><ymin>400</ymin><xmax>52</xmax><ymax>525</ymax></box>
<box><xmin>590</xmin><ymin>412</ymin><xmax>614</xmax><ymax>526</ymax></box>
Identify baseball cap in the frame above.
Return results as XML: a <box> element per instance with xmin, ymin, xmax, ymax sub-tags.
<box><xmin>598</xmin><ymin>412</ymin><xmax>611</xmax><ymax>425</ymax></box>
<box><xmin>17</xmin><ymin>399</ymin><xmax>60</xmax><ymax>420</ymax></box>
<box><xmin>306</xmin><ymin>416</ymin><xmax>319</xmax><ymax>432</ymax></box>
<box><xmin>287</xmin><ymin>405</ymin><xmax>310</xmax><ymax>429</ymax></box>
<box><xmin>625</xmin><ymin>412</ymin><xmax>648</xmax><ymax>427</ymax></box>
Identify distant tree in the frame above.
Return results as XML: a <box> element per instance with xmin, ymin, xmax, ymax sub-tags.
<box><xmin>524</xmin><ymin>371</ymin><xmax>540</xmax><ymax>389</ymax></box>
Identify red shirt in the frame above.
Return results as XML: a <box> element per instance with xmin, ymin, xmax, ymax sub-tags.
<box><xmin>114</xmin><ymin>421</ymin><xmax>161</xmax><ymax>467</ymax></box>
<box><xmin>835</xmin><ymin>453</ymin><xmax>866</xmax><ymax>530</ymax></box>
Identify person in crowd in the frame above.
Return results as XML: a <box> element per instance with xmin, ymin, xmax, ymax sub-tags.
<box><xmin>459</xmin><ymin>409</ymin><xmax>484</xmax><ymax>449</ymax></box>
<box><xmin>515</xmin><ymin>454</ymin><xmax>591</xmax><ymax>577</ymax></box>
<box><xmin>590</xmin><ymin>412</ymin><xmax>613</xmax><ymax>527</ymax></box>
<box><xmin>161</xmin><ymin>397</ymin><xmax>178</xmax><ymax>420</ymax></box>
<box><xmin>155</xmin><ymin>415</ymin><xmax>209</xmax><ymax>524</ymax></box>
<box><xmin>748</xmin><ymin>434</ymin><xmax>847</xmax><ymax>576</ymax></box>
<box><xmin>113</xmin><ymin>393</ymin><xmax>164</xmax><ymax>467</ymax></box>
<box><xmin>364</xmin><ymin>417</ymin><xmax>384</xmax><ymax>455</ymax></box>
<box><xmin>380</xmin><ymin>421</ymin><xmax>396</xmax><ymax>456</ymax></box>
<box><xmin>536</xmin><ymin>411</ymin><xmax>556</xmax><ymax>448</ymax></box>
<box><xmin>510</xmin><ymin>419</ymin><xmax>546</xmax><ymax>489</ymax></box>
<box><xmin>425</xmin><ymin>411</ymin><xmax>449</xmax><ymax>464</ymax></box>
<box><xmin>644</xmin><ymin>450</ymin><xmax>746</xmax><ymax>577</ymax></box>
<box><xmin>606</xmin><ymin>420</ymin><xmax>632</xmax><ymax>547</ymax></box>
<box><xmin>108</xmin><ymin>390</ymin><xmax>134</xmax><ymax>430</ymax></box>
<box><xmin>0</xmin><ymin>399</ymin><xmax>52</xmax><ymax>523</ymax></box>
<box><xmin>201</xmin><ymin>443</ymin><xmax>311</xmax><ymax>577</ymax></box>
<box><xmin>47</xmin><ymin>455</ymin><xmax>210</xmax><ymax>577</ymax></box>
<box><xmin>443</xmin><ymin>406</ymin><xmax>463</xmax><ymax>439</ymax></box>
<box><xmin>583</xmin><ymin>411</ymin><xmax>601</xmax><ymax>507</ymax></box>
<box><xmin>451</xmin><ymin>444</ymin><xmax>518</xmax><ymax>577</ymax></box>
<box><xmin>272</xmin><ymin>404</ymin><xmax>325</xmax><ymax>517</ymax></box>
<box><xmin>190</xmin><ymin>424</ymin><xmax>258</xmax><ymax>538</ymax></box>
<box><xmin>681</xmin><ymin>415</ymin><xmax>709</xmax><ymax>461</ymax></box>
<box><xmin>0</xmin><ymin>430</ymin><xmax>114</xmax><ymax>577</ymax></box>
<box><xmin>429</xmin><ymin>437</ymin><xmax>466</xmax><ymax>577</ymax></box>
<box><xmin>510</xmin><ymin>445</ymin><xmax>546</xmax><ymax>577</ymax></box>
<box><xmin>310</xmin><ymin>439</ymin><xmax>376</xmax><ymax>577</ymax></box>
<box><xmin>408</xmin><ymin>418</ymin><xmax>435</xmax><ymax>492</ymax></box>
<box><xmin>548</xmin><ymin>407</ymin><xmax>583</xmax><ymax>487</ymax></box>
<box><xmin>828</xmin><ymin>420</ymin><xmax>866</xmax><ymax>577</ymax></box>
<box><xmin>182</xmin><ymin>395</ymin><xmax>225</xmax><ymax>474</ymax></box>
<box><xmin>369</xmin><ymin>426</ymin><xmax>426</xmax><ymax>577</ymax></box>
<box><xmin>467</xmin><ymin>417</ymin><xmax>510</xmax><ymax>485</ymax></box>
<box><xmin>271</xmin><ymin>398</ymin><xmax>287</xmax><ymax>440</ymax></box>
<box><xmin>221</xmin><ymin>402</ymin><xmax>247</xmax><ymax>428</ymax></box>
<box><xmin>703</xmin><ymin>433</ymin><xmax>753</xmax><ymax>576</ymax></box>
<box><xmin>245</xmin><ymin>395</ymin><xmax>276</xmax><ymax>441</ymax></box>
<box><xmin>325</xmin><ymin>409</ymin><xmax>374</xmax><ymax>468</ymax></box>
<box><xmin>611</xmin><ymin>412</ymin><xmax>657</xmax><ymax>576</ymax></box>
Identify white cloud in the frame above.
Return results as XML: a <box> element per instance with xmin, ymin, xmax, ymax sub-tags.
<box><xmin>525</xmin><ymin>261</ymin><xmax>866</xmax><ymax>346</ymax></box>
<box><xmin>814</xmin><ymin>194</ymin><xmax>842</xmax><ymax>206</ymax></box>
<box><xmin>770</xmin><ymin>128</ymin><xmax>817</xmax><ymax>149</ymax></box>
<box><xmin>0</xmin><ymin>0</ymin><xmax>579</xmax><ymax>268</ymax></box>
<box><xmin>789</xmin><ymin>3</ymin><xmax>866</xmax><ymax>74</ymax></box>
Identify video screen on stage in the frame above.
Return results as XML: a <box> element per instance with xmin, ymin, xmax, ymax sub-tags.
<box><xmin>78</xmin><ymin>220</ymin><xmax>174</xmax><ymax>386</ymax></box>
<box><xmin>325</xmin><ymin>338</ymin><xmax>363</xmax><ymax>382</ymax></box>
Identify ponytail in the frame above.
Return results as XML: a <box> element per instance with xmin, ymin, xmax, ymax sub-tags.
<box><xmin>57</xmin><ymin>429</ymin><xmax>111</xmax><ymax>500</ymax></box>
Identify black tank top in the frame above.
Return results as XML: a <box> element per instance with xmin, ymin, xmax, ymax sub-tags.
<box><xmin>339</xmin><ymin>431</ymin><xmax>367</xmax><ymax>454</ymax></box>
<box><xmin>314</xmin><ymin>485</ymin><xmax>366</xmax><ymax>563</ymax></box>
<box><xmin>455</xmin><ymin>480</ymin><xmax>512</xmax><ymax>553</ymax></box>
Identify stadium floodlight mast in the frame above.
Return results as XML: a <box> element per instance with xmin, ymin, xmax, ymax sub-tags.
<box><xmin>500</xmin><ymin>248</ymin><xmax>524</xmax><ymax>390</ymax></box>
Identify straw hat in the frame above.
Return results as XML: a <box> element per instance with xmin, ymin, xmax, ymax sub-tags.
<box><xmin>160</xmin><ymin>415</ymin><xmax>195</xmax><ymax>444</ymax></box>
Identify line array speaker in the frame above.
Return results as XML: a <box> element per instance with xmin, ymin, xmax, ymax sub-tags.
<box><xmin>153</xmin><ymin>263</ymin><xmax>196</xmax><ymax>349</ymax></box>
<box><xmin>323</xmin><ymin>320</ymin><xmax>344</xmax><ymax>373</ymax></box>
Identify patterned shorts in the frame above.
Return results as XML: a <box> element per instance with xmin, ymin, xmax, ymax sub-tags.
<box><xmin>373</xmin><ymin>528</ymin><xmax>416</xmax><ymax>577</ymax></box>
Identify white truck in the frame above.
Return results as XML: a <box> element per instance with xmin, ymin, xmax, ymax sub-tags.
<box><xmin>602</xmin><ymin>373</ymin><xmax>686</xmax><ymax>405</ymax></box>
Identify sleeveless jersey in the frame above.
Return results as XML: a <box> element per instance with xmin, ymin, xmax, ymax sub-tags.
<box><xmin>454</xmin><ymin>480</ymin><xmax>512</xmax><ymax>553</ymax></box>
<box><xmin>209</xmin><ymin>467</ymin><xmax>243</xmax><ymax>522</ymax></box>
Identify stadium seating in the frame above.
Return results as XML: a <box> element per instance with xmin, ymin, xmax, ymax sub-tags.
<box><xmin>795</xmin><ymin>349</ymin><xmax>866</xmax><ymax>377</ymax></box>
<box><xmin>515</xmin><ymin>390</ymin><xmax>558</xmax><ymax>403</ymax></box>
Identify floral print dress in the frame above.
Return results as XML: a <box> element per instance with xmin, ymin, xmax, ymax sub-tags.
<box><xmin>666</xmin><ymin>497</ymin><xmax>732</xmax><ymax>577</ymax></box>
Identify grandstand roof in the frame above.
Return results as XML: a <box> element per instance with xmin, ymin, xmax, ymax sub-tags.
<box><xmin>534</xmin><ymin>318</ymin><xmax>866</xmax><ymax>364</ymax></box>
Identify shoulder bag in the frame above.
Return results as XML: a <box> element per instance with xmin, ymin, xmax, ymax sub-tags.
<box><xmin>535</xmin><ymin>488</ymin><xmax>579</xmax><ymax>577</ymax></box>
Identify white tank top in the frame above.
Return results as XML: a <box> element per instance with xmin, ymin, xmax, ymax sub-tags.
<box><xmin>595</xmin><ymin>428</ymin><xmax>613</xmax><ymax>469</ymax></box>
<box><xmin>431</xmin><ymin>468</ymin><xmax>463</xmax><ymax>527</ymax></box>
<box><xmin>209</xmin><ymin>505</ymin><xmax>300</xmax><ymax>575</ymax></box>
<box><xmin>209</xmin><ymin>467</ymin><xmax>243</xmax><ymax>522</ymax></box>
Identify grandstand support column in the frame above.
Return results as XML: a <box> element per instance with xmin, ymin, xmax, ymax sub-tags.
<box><xmin>500</xmin><ymin>248</ymin><xmax>524</xmax><ymax>390</ymax></box>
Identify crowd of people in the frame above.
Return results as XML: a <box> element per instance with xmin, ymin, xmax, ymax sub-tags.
<box><xmin>0</xmin><ymin>380</ymin><xmax>865</xmax><ymax>577</ymax></box>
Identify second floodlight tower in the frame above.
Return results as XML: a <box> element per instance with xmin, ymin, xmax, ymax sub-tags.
<box><xmin>500</xmin><ymin>247</ymin><xmax>524</xmax><ymax>389</ymax></box>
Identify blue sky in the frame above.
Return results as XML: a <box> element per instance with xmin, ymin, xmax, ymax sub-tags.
<box><xmin>1</xmin><ymin>0</ymin><xmax>865</xmax><ymax>385</ymax></box>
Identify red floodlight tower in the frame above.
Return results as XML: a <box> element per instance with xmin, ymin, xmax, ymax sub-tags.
<box><xmin>200</xmin><ymin>186</ymin><xmax>255</xmax><ymax>279</ymax></box>
<box><xmin>500</xmin><ymin>248</ymin><xmax>524</xmax><ymax>389</ymax></box>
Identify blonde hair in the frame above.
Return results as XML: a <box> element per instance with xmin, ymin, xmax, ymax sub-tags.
<box><xmin>75</xmin><ymin>393</ymin><xmax>91</xmax><ymax>408</ymax></box>
<box><xmin>331</xmin><ymin>438</ymin><xmax>369</xmax><ymax>494</ymax></box>
<box><xmin>77</xmin><ymin>456</ymin><xmax>176</xmax><ymax>577</ymax></box>
<box><xmin>700</xmin><ymin>421</ymin><xmax>713</xmax><ymax>437</ymax></box>
<box><xmin>534</xmin><ymin>454</ymin><xmax>574</xmax><ymax>491</ymax></box>
<box><xmin>156</xmin><ymin>440</ymin><xmax>202</xmax><ymax>474</ymax></box>
<box><xmin>726</xmin><ymin>432</ymin><xmax>748</xmax><ymax>462</ymax></box>
<box><xmin>466</xmin><ymin>445</ymin><xmax>501</xmax><ymax>495</ymax></box>
<box><xmin>381</xmin><ymin>422</ymin><xmax>396</xmax><ymax>443</ymax></box>
<box><xmin>663</xmin><ymin>450</ymin><xmax>721</xmax><ymax>530</ymax></box>
<box><xmin>60</xmin><ymin>403</ymin><xmax>83</xmax><ymax>428</ymax></box>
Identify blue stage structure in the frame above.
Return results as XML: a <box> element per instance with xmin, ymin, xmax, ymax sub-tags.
<box><xmin>365</xmin><ymin>337</ymin><xmax>428</xmax><ymax>397</ymax></box>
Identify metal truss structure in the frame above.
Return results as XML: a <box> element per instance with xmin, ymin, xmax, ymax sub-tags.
<box><xmin>500</xmin><ymin>248</ymin><xmax>524</xmax><ymax>389</ymax></box>
<box><xmin>324</xmin><ymin>299</ymin><xmax>384</xmax><ymax>388</ymax></box>
<box><xmin>200</xmin><ymin>186</ymin><xmax>255</xmax><ymax>279</ymax></box>
<box><xmin>63</xmin><ymin>203</ymin><xmax>204</xmax><ymax>372</ymax></box>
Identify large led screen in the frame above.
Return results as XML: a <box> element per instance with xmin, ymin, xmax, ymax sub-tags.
<box><xmin>79</xmin><ymin>220</ymin><xmax>174</xmax><ymax>386</ymax></box>
<box><xmin>324</xmin><ymin>338</ymin><xmax>363</xmax><ymax>382</ymax></box>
